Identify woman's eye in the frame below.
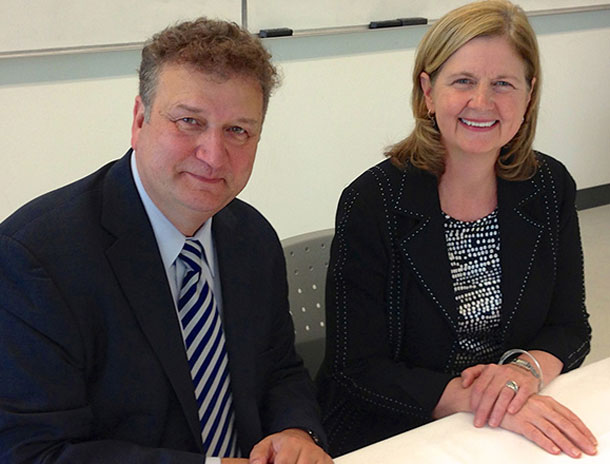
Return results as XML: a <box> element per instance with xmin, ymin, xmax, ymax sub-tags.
<box><xmin>495</xmin><ymin>81</ymin><xmax>513</xmax><ymax>88</ymax></box>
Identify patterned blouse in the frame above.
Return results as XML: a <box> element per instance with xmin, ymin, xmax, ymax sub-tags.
<box><xmin>443</xmin><ymin>208</ymin><xmax>503</xmax><ymax>375</ymax></box>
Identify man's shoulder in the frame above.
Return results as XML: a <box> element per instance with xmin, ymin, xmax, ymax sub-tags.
<box><xmin>217</xmin><ymin>198</ymin><xmax>278</xmax><ymax>240</ymax></box>
<box><xmin>0</xmin><ymin>158</ymin><xmax>121</xmax><ymax>241</ymax></box>
<box><xmin>213</xmin><ymin>198</ymin><xmax>284</xmax><ymax>268</ymax></box>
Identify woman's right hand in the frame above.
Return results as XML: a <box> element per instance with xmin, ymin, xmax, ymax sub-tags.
<box><xmin>461</xmin><ymin>362</ymin><xmax>540</xmax><ymax>427</ymax></box>
<box><xmin>499</xmin><ymin>394</ymin><xmax>597</xmax><ymax>458</ymax></box>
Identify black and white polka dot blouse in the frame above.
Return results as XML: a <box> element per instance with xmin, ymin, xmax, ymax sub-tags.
<box><xmin>443</xmin><ymin>208</ymin><xmax>503</xmax><ymax>375</ymax></box>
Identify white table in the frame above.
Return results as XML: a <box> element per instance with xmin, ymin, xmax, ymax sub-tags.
<box><xmin>336</xmin><ymin>357</ymin><xmax>610</xmax><ymax>463</ymax></box>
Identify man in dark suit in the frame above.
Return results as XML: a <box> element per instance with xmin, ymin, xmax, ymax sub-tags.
<box><xmin>0</xmin><ymin>17</ymin><xmax>331</xmax><ymax>464</ymax></box>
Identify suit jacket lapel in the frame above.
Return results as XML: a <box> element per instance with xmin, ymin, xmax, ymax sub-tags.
<box><xmin>100</xmin><ymin>151</ymin><xmax>203</xmax><ymax>450</ymax></box>
<box><xmin>212</xmin><ymin>204</ymin><xmax>260</xmax><ymax>453</ymax></box>
<box><xmin>393</xmin><ymin>167</ymin><xmax>459</xmax><ymax>330</ymax></box>
<box><xmin>497</xmin><ymin>175</ymin><xmax>544</xmax><ymax>334</ymax></box>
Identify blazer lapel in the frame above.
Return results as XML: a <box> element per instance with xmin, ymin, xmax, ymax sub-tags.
<box><xmin>212</xmin><ymin>204</ymin><xmax>260</xmax><ymax>453</ymax></box>
<box><xmin>391</xmin><ymin>162</ymin><xmax>547</xmax><ymax>343</ymax></box>
<box><xmin>497</xmin><ymin>175</ymin><xmax>545</xmax><ymax>334</ymax></box>
<box><xmin>100</xmin><ymin>152</ymin><xmax>203</xmax><ymax>450</ymax></box>
<box><xmin>393</xmin><ymin>167</ymin><xmax>459</xmax><ymax>330</ymax></box>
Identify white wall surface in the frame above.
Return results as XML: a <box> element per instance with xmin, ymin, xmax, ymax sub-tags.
<box><xmin>1</xmin><ymin>0</ymin><xmax>240</xmax><ymax>53</ymax></box>
<box><xmin>247</xmin><ymin>0</ymin><xmax>610</xmax><ymax>31</ymax></box>
<box><xmin>1</xmin><ymin>9</ymin><xmax>609</xmax><ymax>239</ymax></box>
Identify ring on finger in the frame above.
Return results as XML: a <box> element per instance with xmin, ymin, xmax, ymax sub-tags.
<box><xmin>505</xmin><ymin>380</ymin><xmax>519</xmax><ymax>393</ymax></box>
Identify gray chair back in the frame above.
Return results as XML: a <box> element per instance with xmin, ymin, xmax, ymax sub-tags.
<box><xmin>281</xmin><ymin>228</ymin><xmax>334</xmax><ymax>380</ymax></box>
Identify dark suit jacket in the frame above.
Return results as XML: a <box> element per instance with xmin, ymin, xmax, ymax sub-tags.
<box><xmin>0</xmin><ymin>151</ymin><xmax>325</xmax><ymax>463</ymax></box>
<box><xmin>317</xmin><ymin>153</ymin><xmax>592</xmax><ymax>456</ymax></box>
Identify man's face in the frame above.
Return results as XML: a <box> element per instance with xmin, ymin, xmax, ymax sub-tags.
<box><xmin>131</xmin><ymin>63</ymin><xmax>264</xmax><ymax>235</ymax></box>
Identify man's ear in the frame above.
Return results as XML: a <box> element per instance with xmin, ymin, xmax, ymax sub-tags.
<box><xmin>131</xmin><ymin>96</ymin><xmax>146</xmax><ymax>149</ymax></box>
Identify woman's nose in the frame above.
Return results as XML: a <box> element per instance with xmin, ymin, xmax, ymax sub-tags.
<box><xmin>470</xmin><ymin>84</ymin><xmax>494</xmax><ymax>110</ymax></box>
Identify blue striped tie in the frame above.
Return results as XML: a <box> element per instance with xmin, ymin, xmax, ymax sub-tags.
<box><xmin>178</xmin><ymin>239</ymin><xmax>238</xmax><ymax>457</ymax></box>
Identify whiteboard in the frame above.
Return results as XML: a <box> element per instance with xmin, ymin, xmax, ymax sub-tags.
<box><xmin>1</xmin><ymin>0</ymin><xmax>241</xmax><ymax>54</ymax></box>
<box><xmin>247</xmin><ymin>0</ymin><xmax>610</xmax><ymax>32</ymax></box>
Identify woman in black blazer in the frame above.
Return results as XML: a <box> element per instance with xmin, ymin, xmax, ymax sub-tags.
<box><xmin>317</xmin><ymin>0</ymin><xmax>596</xmax><ymax>459</ymax></box>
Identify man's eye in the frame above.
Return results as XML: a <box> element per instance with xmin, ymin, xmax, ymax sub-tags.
<box><xmin>228</xmin><ymin>126</ymin><xmax>246</xmax><ymax>135</ymax></box>
<box><xmin>227</xmin><ymin>127</ymin><xmax>250</xmax><ymax>142</ymax></box>
<box><xmin>179</xmin><ymin>117</ymin><xmax>198</xmax><ymax>125</ymax></box>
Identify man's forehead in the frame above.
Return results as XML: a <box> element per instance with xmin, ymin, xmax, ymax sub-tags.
<box><xmin>159</xmin><ymin>61</ymin><xmax>258</xmax><ymax>88</ymax></box>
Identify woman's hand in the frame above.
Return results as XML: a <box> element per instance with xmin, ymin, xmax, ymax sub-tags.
<box><xmin>500</xmin><ymin>394</ymin><xmax>597</xmax><ymax>458</ymax></box>
<box><xmin>462</xmin><ymin>351</ymin><xmax>564</xmax><ymax>428</ymax></box>
<box><xmin>461</xmin><ymin>363</ymin><xmax>540</xmax><ymax>427</ymax></box>
<box><xmin>434</xmin><ymin>374</ymin><xmax>598</xmax><ymax>458</ymax></box>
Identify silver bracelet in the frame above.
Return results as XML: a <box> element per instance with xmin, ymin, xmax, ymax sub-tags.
<box><xmin>498</xmin><ymin>348</ymin><xmax>544</xmax><ymax>391</ymax></box>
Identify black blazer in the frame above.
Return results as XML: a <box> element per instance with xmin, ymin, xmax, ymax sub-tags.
<box><xmin>0</xmin><ymin>151</ymin><xmax>325</xmax><ymax>463</ymax></box>
<box><xmin>317</xmin><ymin>153</ymin><xmax>592</xmax><ymax>456</ymax></box>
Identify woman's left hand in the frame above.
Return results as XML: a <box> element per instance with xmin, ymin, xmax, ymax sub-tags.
<box><xmin>499</xmin><ymin>394</ymin><xmax>597</xmax><ymax>458</ymax></box>
<box><xmin>462</xmin><ymin>362</ymin><xmax>539</xmax><ymax>427</ymax></box>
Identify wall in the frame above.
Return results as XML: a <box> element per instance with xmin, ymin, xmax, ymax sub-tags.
<box><xmin>1</xmin><ymin>8</ymin><xmax>609</xmax><ymax>239</ymax></box>
<box><xmin>247</xmin><ymin>0</ymin><xmax>610</xmax><ymax>30</ymax></box>
<box><xmin>1</xmin><ymin>0</ymin><xmax>240</xmax><ymax>53</ymax></box>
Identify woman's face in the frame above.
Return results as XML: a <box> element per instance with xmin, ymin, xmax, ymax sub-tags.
<box><xmin>420</xmin><ymin>35</ymin><xmax>534</xmax><ymax>163</ymax></box>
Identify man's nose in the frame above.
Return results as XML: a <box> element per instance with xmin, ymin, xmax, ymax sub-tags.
<box><xmin>195</xmin><ymin>129</ymin><xmax>227</xmax><ymax>167</ymax></box>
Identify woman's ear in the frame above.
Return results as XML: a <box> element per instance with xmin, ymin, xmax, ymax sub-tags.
<box><xmin>420</xmin><ymin>71</ymin><xmax>434</xmax><ymax>113</ymax></box>
<box><xmin>527</xmin><ymin>76</ymin><xmax>536</xmax><ymax>106</ymax></box>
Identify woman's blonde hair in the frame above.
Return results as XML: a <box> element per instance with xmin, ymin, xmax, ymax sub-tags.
<box><xmin>387</xmin><ymin>0</ymin><xmax>541</xmax><ymax>180</ymax></box>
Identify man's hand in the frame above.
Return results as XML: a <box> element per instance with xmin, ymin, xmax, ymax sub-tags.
<box><xmin>249</xmin><ymin>428</ymin><xmax>333</xmax><ymax>464</ymax></box>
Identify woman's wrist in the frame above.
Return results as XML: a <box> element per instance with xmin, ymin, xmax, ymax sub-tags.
<box><xmin>498</xmin><ymin>349</ymin><xmax>544</xmax><ymax>391</ymax></box>
<box><xmin>498</xmin><ymin>349</ymin><xmax>564</xmax><ymax>391</ymax></box>
<box><xmin>526</xmin><ymin>350</ymin><xmax>563</xmax><ymax>386</ymax></box>
<box><xmin>432</xmin><ymin>377</ymin><xmax>472</xmax><ymax>419</ymax></box>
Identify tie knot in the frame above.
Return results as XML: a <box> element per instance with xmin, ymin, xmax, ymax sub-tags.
<box><xmin>180</xmin><ymin>239</ymin><xmax>205</xmax><ymax>273</ymax></box>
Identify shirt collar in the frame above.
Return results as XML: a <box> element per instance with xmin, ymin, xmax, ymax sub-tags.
<box><xmin>130</xmin><ymin>151</ymin><xmax>216</xmax><ymax>276</ymax></box>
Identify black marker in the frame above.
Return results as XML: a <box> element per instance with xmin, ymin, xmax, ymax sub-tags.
<box><xmin>369</xmin><ymin>19</ymin><xmax>402</xmax><ymax>29</ymax></box>
<box><xmin>369</xmin><ymin>17</ymin><xmax>427</xmax><ymax>29</ymax></box>
<box><xmin>258</xmin><ymin>28</ymin><xmax>293</xmax><ymax>38</ymax></box>
<box><xmin>398</xmin><ymin>17</ymin><xmax>427</xmax><ymax>26</ymax></box>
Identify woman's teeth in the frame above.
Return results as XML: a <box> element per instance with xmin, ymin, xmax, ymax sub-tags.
<box><xmin>460</xmin><ymin>118</ymin><xmax>496</xmax><ymax>128</ymax></box>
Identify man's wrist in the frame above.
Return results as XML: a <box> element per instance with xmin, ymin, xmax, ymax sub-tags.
<box><xmin>283</xmin><ymin>427</ymin><xmax>324</xmax><ymax>449</ymax></box>
<box><xmin>304</xmin><ymin>428</ymin><xmax>322</xmax><ymax>447</ymax></box>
